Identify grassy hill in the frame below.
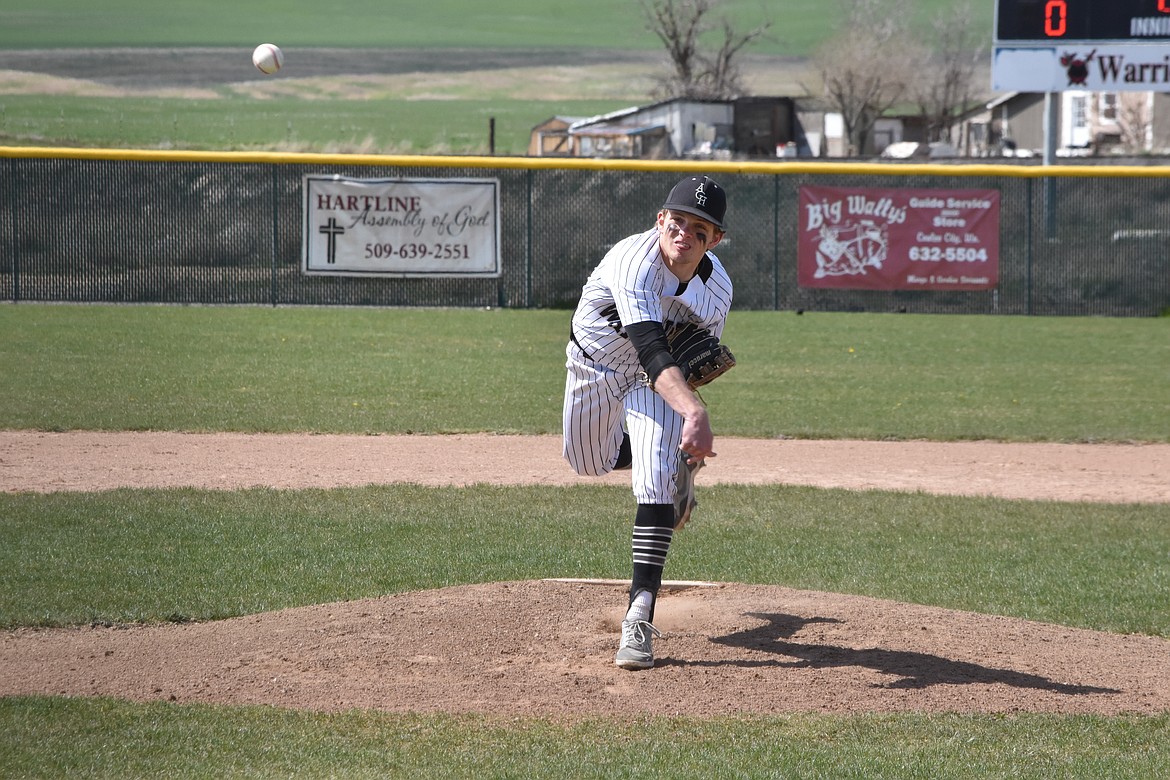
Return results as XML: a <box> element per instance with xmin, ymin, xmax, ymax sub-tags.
<box><xmin>0</xmin><ymin>0</ymin><xmax>995</xmax><ymax>154</ymax></box>
<box><xmin>0</xmin><ymin>0</ymin><xmax>992</xmax><ymax>59</ymax></box>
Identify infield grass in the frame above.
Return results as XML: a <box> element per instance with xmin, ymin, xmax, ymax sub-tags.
<box><xmin>2</xmin><ymin>699</ymin><xmax>1168</xmax><ymax>780</ymax></box>
<box><xmin>2</xmin><ymin>484</ymin><xmax>1168</xmax><ymax>635</ymax></box>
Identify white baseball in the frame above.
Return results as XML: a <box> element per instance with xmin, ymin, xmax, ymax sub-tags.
<box><xmin>252</xmin><ymin>43</ymin><xmax>284</xmax><ymax>75</ymax></box>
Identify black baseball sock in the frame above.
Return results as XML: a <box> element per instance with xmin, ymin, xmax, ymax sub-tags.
<box><xmin>629</xmin><ymin>503</ymin><xmax>675</xmax><ymax>622</ymax></box>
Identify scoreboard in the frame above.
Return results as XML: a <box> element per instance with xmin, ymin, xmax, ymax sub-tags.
<box><xmin>997</xmin><ymin>1</ymin><xmax>1170</xmax><ymax>42</ymax></box>
<box><xmin>993</xmin><ymin>0</ymin><xmax>1170</xmax><ymax>91</ymax></box>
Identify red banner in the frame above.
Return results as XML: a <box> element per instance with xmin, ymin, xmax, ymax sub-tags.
<box><xmin>797</xmin><ymin>185</ymin><xmax>1000</xmax><ymax>291</ymax></box>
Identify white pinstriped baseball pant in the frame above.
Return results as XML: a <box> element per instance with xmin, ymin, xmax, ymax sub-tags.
<box><xmin>562</xmin><ymin>343</ymin><xmax>683</xmax><ymax>505</ymax></box>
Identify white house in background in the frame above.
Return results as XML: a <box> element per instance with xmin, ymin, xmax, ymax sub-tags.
<box><xmin>529</xmin><ymin>92</ymin><xmax>1170</xmax><ymax>159</ymax></box>
<box><xmin>963</xmin><ymin>90</ymin><xmax>1170</xmax><ymax>157</ymax></box>
<box><xmin>529</xmin><ymin>97</ymin><xmax>801</xmax><ymax>159</ymax></box>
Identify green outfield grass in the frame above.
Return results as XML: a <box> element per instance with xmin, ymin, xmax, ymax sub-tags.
<box><xmin>1</xmin><ymin>305</ymin><xmax>1166</xmax><ymax>441</ymax></box>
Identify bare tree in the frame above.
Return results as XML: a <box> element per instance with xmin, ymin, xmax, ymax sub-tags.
<box><xmin>815</xmin><ymin>0</ymin><xmax>917</xmax><ymax>155</ymax></box>
<box><xmin>911</xmin><ymin>0</ymin><xmax>985</xmax><ymax>145</ymax></box>
<box><xmin>1117</xmin><ymin>93</ymin><xmax>1153</xmax><ymax>153</ymax></box>
<box><xmin>641</xmin><ymin>0</ymin><xmax>771</xmax><ymax>100</ymax></box>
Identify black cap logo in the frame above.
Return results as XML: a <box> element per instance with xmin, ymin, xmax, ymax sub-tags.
<box><xmin>662</xmin><ymin>175</ymin><xmax>726</xmax><ymax>229</ymax></box>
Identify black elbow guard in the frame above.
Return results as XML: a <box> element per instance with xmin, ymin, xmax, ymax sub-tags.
<box><xmin>625</xmin><ymin>320</ymin><xmax>676</xmax><ymax>385</ymax></box>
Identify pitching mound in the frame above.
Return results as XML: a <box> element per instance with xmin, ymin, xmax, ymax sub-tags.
<box><xmin>3</xmin><ymin>579</ymin><xmax>1169</xmax><ymax>716</ymax></box>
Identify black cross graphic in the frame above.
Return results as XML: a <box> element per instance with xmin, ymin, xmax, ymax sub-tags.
<box><xmin>319</xmin><ymin>218</ymin><xmax>345</xmax><ymax>264</ymax></box>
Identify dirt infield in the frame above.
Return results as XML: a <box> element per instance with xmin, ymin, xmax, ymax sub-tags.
<box><xmin>3</xmin><ymin>431</ymin><xmax>1170</xmax><ymax>716</ymax></box>
<box><xmin>3</xmin><ymin>431</ymin><xmax>1169</xmax><ymax>502</ymax></box>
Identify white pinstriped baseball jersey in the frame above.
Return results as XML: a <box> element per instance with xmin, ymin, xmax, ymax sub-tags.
<box><xmin>569</xmin><ymin>227</ymin><xmax>732</xmax><ymax>366</ymax></box>
<box><xmin>563</xmin><ymin>225</ymin><xmax>733</xmax><ymax>504</ymax></box>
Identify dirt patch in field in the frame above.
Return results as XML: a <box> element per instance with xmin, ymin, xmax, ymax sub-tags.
<box><xmin>2</xmin><ymin>431</ymin><xmax>1169</xmax><ymax>717</ymax></box>
<box><xmin>0</xmin><ymin>47</ymin><xmax>814</xmax><ymax>102</ymax></box>
<box><xmin>3</xmin><ymin>431</ymin><xmax>1169</xmax><ymax>503</ymax></box>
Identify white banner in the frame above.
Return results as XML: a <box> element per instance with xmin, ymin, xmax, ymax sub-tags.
<box><xmin>993</xmin><ymin>44</ymin><xmax>1170</xmax><ymax>92</ymax></box>
<box><xmin>302</xmin><ymin>176</ymin><xmax>500</xmax><ymax>277</ymax></box>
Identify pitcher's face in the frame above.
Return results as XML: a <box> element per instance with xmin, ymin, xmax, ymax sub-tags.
<box><xmin>657</xmin><ymin>209</ymin><xmax>723</xmax><ymax>268</ymax></box>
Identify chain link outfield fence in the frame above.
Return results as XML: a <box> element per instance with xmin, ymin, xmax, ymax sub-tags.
<box><xmin>2</xmin><ymin>146</ymin><xmax>1168</xmax><ymax>316</ymax></box>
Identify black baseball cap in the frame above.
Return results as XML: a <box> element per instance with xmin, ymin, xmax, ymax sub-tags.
<box><xmin>661</xmin><ymin>175</ymin><xmax>726</xmax><ymax>229</ymax></box>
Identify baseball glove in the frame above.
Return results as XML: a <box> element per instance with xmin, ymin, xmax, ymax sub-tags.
<box><xmin>664</xmin><ymin>321</ymin><xmax>736</xmax><ymax>390</ymax></box>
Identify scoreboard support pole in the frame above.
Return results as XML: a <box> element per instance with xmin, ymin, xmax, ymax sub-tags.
<box><xmin>1042</xmin><ymin>92</ymin><xmax>1059</xmax><ymax>237</ymax></box>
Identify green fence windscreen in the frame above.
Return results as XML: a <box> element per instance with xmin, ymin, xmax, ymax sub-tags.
<box><xmin>2</xmin><ymin>150</ymin><xmax>1168</xmax><ymax>316</ymax></box>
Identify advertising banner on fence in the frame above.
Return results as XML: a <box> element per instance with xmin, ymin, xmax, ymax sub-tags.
<box><xmin>798</xmin><ymin>185</ymin><xmax>1000</xmax><ymax>291</ymax></box>
<box><xmin>302</xmin><ymin>176</ymin><xmax>500</xmax><ymax>277</ymax></box>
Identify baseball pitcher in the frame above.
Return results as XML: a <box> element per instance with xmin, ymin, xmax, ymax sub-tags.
<box><xmin>563</xmin><ymin>174</ymin><xmax>735</xmax><ymax>670</ymax></box>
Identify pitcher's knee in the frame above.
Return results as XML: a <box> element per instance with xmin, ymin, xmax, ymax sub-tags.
<box><xmin>564</xmin><ymin>451</ymin><xmax>611</xmax><ymax>478</ymax></box>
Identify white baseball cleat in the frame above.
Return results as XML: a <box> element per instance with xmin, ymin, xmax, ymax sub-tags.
<box><xmin>615</xmin><ymin>619</ymin><xmax>663</xmax><ymax>670</ymax></box>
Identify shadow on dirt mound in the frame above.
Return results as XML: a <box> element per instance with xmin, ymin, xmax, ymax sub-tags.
<box><xmin>2</xmin><ymin>580</ymin><xmax>1166</xmax><ymax>717</ymax></box>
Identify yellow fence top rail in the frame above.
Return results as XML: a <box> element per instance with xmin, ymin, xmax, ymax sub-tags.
<box><xmin>2</xmin><ymin>145</ymin><xmax>1169</xmax><ymax>179</ymax></box>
